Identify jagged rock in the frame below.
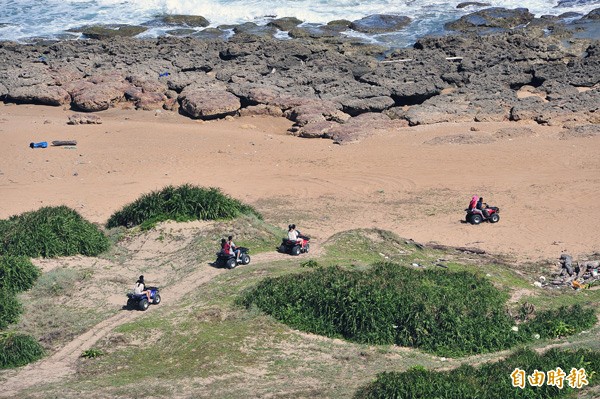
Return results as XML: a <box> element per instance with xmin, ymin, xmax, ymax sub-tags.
<box><xmin>179</xmin><ymin>89</ymin><xmax>241</xmax><ymax>119</ymax></box>
<box><xmin>560</xmin><ymin>124</ymin><xmax>600</xmax><ymax>139</ymax></box>
<box><xmin>239</xmin><ymin>104</ymin><xmax>284</xmax><ymax>117</ymax></box>
<box><xmin>160</xmin><ymin>15</ymin><xmax>210</xmax><ymax>27</ymax></box>
<box><xmin>580</xmin><ymin>8</ymin><xmax>600</xmax><ymax>20</ymax></box>
<box><xmin>0</xmin><ymin>82</ymin><xmax>6</xmax><ymax>97</ymax></box>
<box><xmin>323</xmin><ymin>113</ymin><xmax>408</xmax><ymax>144</ymax></box>
<box><xmin>7</xmin><ymin>85</ymin><xmax>70</xmax><ymax>106</ymax></box>
<box><xmin>457</xmin><ymin>2</ymin><xmax>491</xmax><ymax>8</ymax></box>
<box><xmin>126</xmin><ymin>75</ymin><xmax>168</xmax><ymax>93</ymax></box>
<box><xmin>67</xmin><ymin>74</ymin><xmax>130</xmax><ymax>112</ymax></box>
<box><xmin>67</xmin><ymin>114</ymin><xmax>103</xmax><ymax>125</ymax></box>
<box><xmin>445</xmin><ymin>7</ymin><xmax>535</xmax><ymax>32</ymax></box>
<box><xmin>77</xmin><ymin>24</ymin><xmax>148</xmax><ymax>39</ymax></box>
<box><xmin>350</xmin><ymin>14</ymin><xmax>412</xmax><ymax>34</ymax></box>
<box><xmin>296</xmin><ymin>120</ymin><xmax>338</xmax><ymax>138</ymax></box>
<box><xmin>266</xmin><ymin>17</ymin><xmax>303</xmax><ymax>31</ymax></box>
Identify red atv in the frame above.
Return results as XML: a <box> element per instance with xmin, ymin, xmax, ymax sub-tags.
<box><xmin>279</xmin><ymin>235</ymin><xmax>310</xmax><ymax>256</ymax></box>
<box><xmin>465</xmin><ymin>206</ymin><xmax>500</xmax><ymax>225</ymax></box>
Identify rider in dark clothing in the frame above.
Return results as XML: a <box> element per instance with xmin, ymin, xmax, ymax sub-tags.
<box><xmin>476</xmin><ymin>197</ymin><xmax>489</xmax><ymax>218</ymax></box>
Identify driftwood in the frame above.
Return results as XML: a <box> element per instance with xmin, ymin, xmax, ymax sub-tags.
<box><xmin>51</xmin><ymin>140</ymin><xmax>77</xmax><ymax>146</ymax></box>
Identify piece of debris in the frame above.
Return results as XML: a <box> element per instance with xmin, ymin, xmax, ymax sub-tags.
<box><xmin>548</xmin><ymin>254</ymin><xmax>600</xmax><ymax>289</ymax></box>
<box><xmin>52</xmin><ymin>140</ymin><xmax>77</xmax><ymax>146</ymax></box>
<box><xmin>29</xmin><ymin>141</ymin><xmax>47</xmax><ymax>149</ymax></box>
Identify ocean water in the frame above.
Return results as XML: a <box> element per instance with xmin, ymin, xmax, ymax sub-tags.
<box><xmin>0</xmin><ymin>0</ymin><xmax>598</xmax><ymax>44</ymax></box>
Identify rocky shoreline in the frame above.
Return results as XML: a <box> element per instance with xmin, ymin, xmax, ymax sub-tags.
<box><xmin>1</xmin><ymin>7</ymin><xmax>598</xmax><ymax>144</ymax></box>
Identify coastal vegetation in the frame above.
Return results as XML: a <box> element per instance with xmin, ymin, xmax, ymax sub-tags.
<box><xmin>106</xmin><ymin>184</ymin><xmax>263</xmax><ymax>229</ymax></box>
<box><xmin>0</xmin><ymin>206</ymin><xmax>110</xmax><ymax>258</ymax></box>
<box><xmin>241</xmin><ymin>263</ymin><xmax>596</xmax><ymax>357</ymax></box>
<box><xmin>355</xmin><ymin>347</ymin><xmax>600</xmax><ymax>399</ymax></box>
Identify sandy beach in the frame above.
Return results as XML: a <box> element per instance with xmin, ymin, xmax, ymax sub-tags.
<box><xmin>1</xmin><ymin>102</ymin><xmax>598</xmax><ymax>262</ymax></box>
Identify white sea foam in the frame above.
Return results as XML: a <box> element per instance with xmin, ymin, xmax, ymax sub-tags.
<box><xmin>0</xmin><ymin>0</ymin><xmax>598</xmax><ymax>42</ymax></box>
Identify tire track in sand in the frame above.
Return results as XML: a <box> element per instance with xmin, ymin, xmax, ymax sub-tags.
<box><xmin>0</xmin><ymin>249</ymin><xmax>318</xmax><ymax>397</ymax></box>
<box><xmin>0</xmin><ymin>263</ymin><xmax>225</xmax><ymax>397</ymax></box>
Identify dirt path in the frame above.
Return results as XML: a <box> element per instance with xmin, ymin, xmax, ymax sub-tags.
<box><xmin>0</xmin><ymin>263</ymin><xmax>225</xmax><ymax>397</ymax></box>
<box><xmin>0</xmin><ymin>248</ymin><xmax>316</xmax><ymax>398</ymax></box>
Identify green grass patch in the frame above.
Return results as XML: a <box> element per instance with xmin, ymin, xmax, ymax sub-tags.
<box><xmin>0</xmin><ymin>255</ymin><xmax>41</xmax><ymax>293</ymax></box>
<box><xmin>0</xmin><ymin>206</ymin><xmax>110</xmax><ymax>258</ymax></box>
<box><xmin>0</xmin><ymin>331</ymin><xmax>44</xmax><ymax>369</ymax></box>
<box><xmin>240</xmin><ymin>263</ymin><xmax>596</xmax><ymax>357</ymax></box>
<box><xmin>106</xmin><ymin>184</ymin><xmax>262</xmax><ymax>229</ymax></box>
<box><xmin>355</xmin><ymin>347</ymin><xmax>600</xmax><ymax>398</ymax></box>
<box><xmin>81</xmin><ymin>348</ymin><xmax>104</xmax><ymax>359</ymax></box>
<box><xmin>0</xmin><ymin>288</ymin><xmax>22</xmax><ymax>329</ymax></box>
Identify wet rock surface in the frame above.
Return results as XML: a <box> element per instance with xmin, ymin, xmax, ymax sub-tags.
<box><xmin>1</xmin><ymin>9</ymin><xmax>598</xmax><ymax>143</ymax></box>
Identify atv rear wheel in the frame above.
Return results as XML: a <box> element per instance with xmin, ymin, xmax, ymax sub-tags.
<box><xmin>241</xmin><ymin>254</ymin><xmax>251</xmax><ymax>265</ymax></box>
<box><xmin>278</xmin><ymin>245</ymin><xmax>286</xmax><ymax>253</ymax></box>
<box><xmin>226</xmin><ymin>258</ymin><xmax>237</xmax><ymax>269</ymax></box>
<box><xmin>470</xmin><ymin>214</ymin><xmax>483</xmax><ymax>225</ymax></box>
<box><xmin>490</xmin><ymin>213</ymin><xmax>500</xmax><ymax>223</ymax></box>
<box><xmin>153</xmin><ymin>293</ymin><xmax>161</xmax><ymax>305</ymax></box>
<box><xmin>127</xmin><ymin>298</ymin><xmax>136</xmax><ymax>309</ymax></box>
<box><xmin>291</xmin><ymin>246</ymin><xmax>301</xmax><ymax>256</ymax></box>
<box><xmin>139</xmin><ymin>298</ymin><xmax>149</xmax><ymax>311</ymax></box>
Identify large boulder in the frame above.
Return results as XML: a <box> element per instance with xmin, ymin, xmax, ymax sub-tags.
<box><xmin>77</xmin><ymin>24</ymin><xmax>148</xmax><ymax>39</ymax></box>
<box><xmin>266</xmin><ymin>17</ymin><xmax>303</xmax><ymax>31</ymax></box>
<box><xmin>323</xmin><ymin>113</ymin><xmax>408</xmax><ymax>144</ymax></box>
<box><xmin>67</xmin><ymin>74</ymin><xmax>130</xmax><ymax>112</ymax></box>
<box><xmin>160</xmin><ymin>15</ymin><xmax>210</xmax><ymax>27</ymax></box>
<box><xmin>7</xmin><ymin>85</ymin><xmax>71</xmax><ymax>106</ymax></box>
<box><xmin>179</xmin><ymin>89</ymin><xmax>241</xmax><ymax>119</ymax></box>
<box><xmin>350</xmin><ymin>14</ymin><xmax>412</xmax><ymax>34</ymax></box>
<box><xmin>445</xmin><ymin>8</ymin><xmax>534</xmax><ymax>32</ymax></box>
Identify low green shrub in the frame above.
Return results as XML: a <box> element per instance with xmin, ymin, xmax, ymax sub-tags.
<box><xmin>0</xmin><ymin>255</ymin><xmax>41</xmax><ymax>293</ymax></box>
<box><xmin>81</xmin><ymin>348</ymin><xmax>104</xmax><ymax>359</ymax></box>
<box><xmin>355</xmin><ymin>347</ymin><xmax>600</xmax><ymax>398</ymax></box>
<box><xmin>0</xmin><ymin>289</ymin><xmax>22</xmax><ymax>329</ymax></box>
<box><xmin>0</xmin><ymin>206</ymin><xmax>110</xmax><ymax>258</ymax></box>
<box><xmin>107</xmin><ymin>184</ymin><xmax>263</xmax><ymax>228</ymax></box>
<box><xmin>241</xmin><ymin>263</ymin><xmax>596</xmax><ymax>357</ymax></box>
<box><xmin>520</xmin><ymin>304</ymin><xmax>597</xmax><ymax>339</ymax></box>
<box><xmin>0</xmin><ymin>332</ymin><xmax>45</xmax><ymax>369</ymax></box>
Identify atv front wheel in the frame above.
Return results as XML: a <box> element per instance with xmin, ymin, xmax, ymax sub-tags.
<box><xmin>226</xmin><ymin>258</ymin><xmax>237</xmax><ymax>269</ymax></box>
<box><xmin>490</xmin><ymin>214</ymin><xmax>500</xmax><ymax>223</ymax></box>
<box><xmin>241</xmin><ymin>254</ymin><xmax>251</xmax><ymax>265</ymax></box>
<box><xmin>303</xmin><ymin>243</ymin><xmax>310</xmax><ymax>253</ymax></box>
<box><xmin>153</xmin><ymin>293</ymin><xmax>161</xmax><ymax>305</ymax></box>
<box><xmin>470</xmin><ymin>214</ymin><xmax>483</xmax><ymax>225</ymax></box>
<box><xmin>139</xmin><ymin>298</ymin><xmax>149</xmax><ymax>311</ymax></box>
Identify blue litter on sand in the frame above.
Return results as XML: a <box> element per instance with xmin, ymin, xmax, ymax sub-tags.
<box><xmin>30</xmin><ymin>141</ymin><xmax>48</xmax><ymax>149</ymax></box>
<box><xmin>159</xmin><ymin>72</ymin><xmax>170</xmax><ymax>77</ymax></box>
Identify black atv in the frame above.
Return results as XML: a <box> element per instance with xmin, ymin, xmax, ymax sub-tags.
<box><xmin>215</xmin><ymin>247</ymin><xmax>251</xmax><ymax>269</ymax></box>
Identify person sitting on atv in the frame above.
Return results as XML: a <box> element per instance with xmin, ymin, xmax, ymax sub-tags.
<box><xmin>220</xmin><ymin>238</ymin><xmax>229</xmax><ymax>255</ymax></box>
<box><xmin>468</xmin><ymin>195</ymin><xmax>484</xmax><ymax>217</ymax></box>
<box><xmin>476</xmin><ymin>196</ymin><xmax>489</xmax><ymax>218</ymax></box>
<box><xmin>228</xmin><ymin>235</ymin><xmax>241</xmax><ymax>262</ymax></box>
<box><xmin>288</xmin><ymin>224</ymin><xmax>306</xmax><ymax>248</ymax></box>
<box><xmin>134</xmin><ymin>275</ymin><xmax>152</xmax><ymax>303</ymax></box>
